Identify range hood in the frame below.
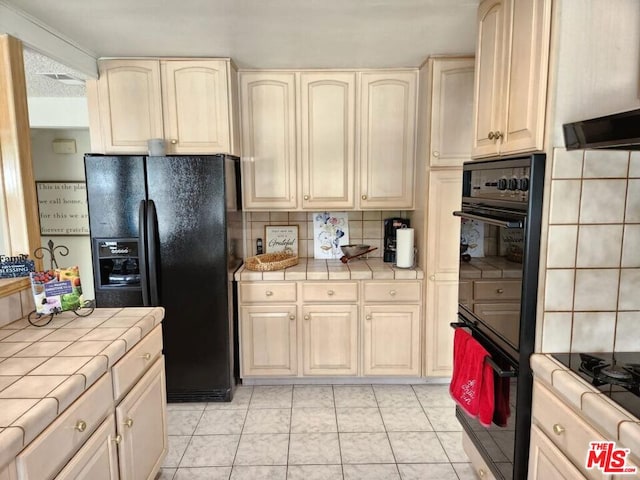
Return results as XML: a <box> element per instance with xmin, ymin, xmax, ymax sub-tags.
<box><xmin>563</xmin><ymin>108</ymin><xmax>640</xmax><ymax>150</ymax></box>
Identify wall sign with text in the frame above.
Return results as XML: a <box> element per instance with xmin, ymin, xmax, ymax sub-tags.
<box><xmin>36</xmin><ymin>182</ymin><xmax>89</xmax><ymax>236</ymax></box>
<box><xmin>265</xmin><ymin>225</ymin><xmax>298</xmax><ymax>255</ymax></box>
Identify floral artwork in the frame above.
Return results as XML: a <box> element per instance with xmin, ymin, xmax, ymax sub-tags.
<box><xmin>460</xmin><ymin>218</ymin><xmax>484</xmax><ymax>257</ymax></box>
<box><xmin>313</xmin><ymin>212</ymin><xmax>350</xmax><ymax>259</ymax></box>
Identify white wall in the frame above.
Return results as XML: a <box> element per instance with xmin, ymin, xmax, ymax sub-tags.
<box><xmin>30</xmin><ymin>128</ymin><xmax>94</xmax><ymax>299</ymax></box>
<box><xmin>28</xmin><ymin>97</ymin><xmax>89</xmax><ymax>128</ymax></box>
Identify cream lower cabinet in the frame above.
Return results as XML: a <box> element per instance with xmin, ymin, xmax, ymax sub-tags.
<box><xmin>240</xmin><ymin>305</ymin><xmax>298</xmax><ymax>376</ymax></box>
<box><xmin>0</xmin><ymin>463</ymin><xmax>16</xmax><ymax>480</ymax></box>
<box><xmin>115</xmin><ymin>357</ymin><xmax>168</xmax><ymax>480</ymax></box>
<box><xmin>54</xmin><ymin>416</ymin><xmax>119</xmax><ymax>480</ymax></box>
<box><xmin>528</xmin><ymin>425</ymin><xmax>587</xmax><ymax>480</ymax></box>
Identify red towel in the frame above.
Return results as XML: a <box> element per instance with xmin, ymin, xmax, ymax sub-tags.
<box><xmin>449</xmin><ymin>328</ymin><xmax>495</xmax><ymax>427</ymax></box>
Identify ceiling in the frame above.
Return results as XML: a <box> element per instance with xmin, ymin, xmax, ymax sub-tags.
<box><xmin>8</xmin><ymin>0</ymin><xmax>478</xmax><ymax>75</ymax></box>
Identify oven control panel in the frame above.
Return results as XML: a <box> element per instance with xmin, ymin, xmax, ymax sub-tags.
<box><xmin>469</xmin><ymin>166</ymin><xmax>530</xmax><ymax>203</ymax></box>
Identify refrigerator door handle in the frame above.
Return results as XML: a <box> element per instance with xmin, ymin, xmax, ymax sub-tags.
<box><xmin>147</xmin><ymin>199</ymin><xmax>160</xmax><ymax>306</ymax></box>
<box><xmin>138</xmin><ymin>200</ymin><xmax>151</xmax><ymax>306</ymax></box>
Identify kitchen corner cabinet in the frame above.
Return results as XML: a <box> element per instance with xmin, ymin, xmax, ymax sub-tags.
<box><xmin>239</xmin><ymin>72</ymin><xmax>298</xmax><ymax>210</ymax></box>
<box><xmin>471</xmin><ymin>0</ymin><xmax>551</xmax><ymax>158</ymax></box>
<box><xmin>92</xmin><ymin>58</ymin><xmax>239</xmax><ymax>155</ymax></box>
<box><xmin>359</xmin><ymin>72</ymin><xmax>417</xmax><ymax>209</ymax></box>
<box><xmin>424</xmin><ymin>169</ymin><xmax>462</xmax><ymax>376</ymax></box>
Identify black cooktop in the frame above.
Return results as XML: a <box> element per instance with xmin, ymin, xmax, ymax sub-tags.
<box><xmin>551</xmin><ymin>352</ymin><xmax>640</xmax><ymax>420</ymax></box>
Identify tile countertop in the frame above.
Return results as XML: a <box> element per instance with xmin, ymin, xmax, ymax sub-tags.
<box><xmin>531</xmin><ymin>354</ymin><xmax>640</xmax><ymax>466</ymax></box>
<box><xmin>235</xmin><ymin>258</ymin><xmax>424</xmax><ymax>281</ymax></box>
<box><xmin>459</xmin><ymin>256</ymin><xmax>522</xmax><ymax>279</ymax></box>
<box><xmin>0</xmin><ymin>306</ymin><xmax>164</xmax><ymax>469</ymax></box>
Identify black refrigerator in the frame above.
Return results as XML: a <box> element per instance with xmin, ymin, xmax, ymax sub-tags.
<box><xmin>84</xmin><ymin>154</ymin><xmax>243</xmax><ymax>402</ymax></box>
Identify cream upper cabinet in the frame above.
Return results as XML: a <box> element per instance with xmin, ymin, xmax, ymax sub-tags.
<box><xmin>240</xmin><ymin>72</ymin><xmax>298</xmax><ymax>210</ymax></box>
<box><xmin>424</xmin><ymin>169</ymin><xmax>462</xmax><ymax>376</ymax></box>
<box><xmin>359</xmin><ymin>71</ymin><xmax>417</xmax><ymax>209</ymax></box>
<box><xmin>96</xmin><ymin>60</ymin><xmax>164</xmax><ymax>153</ymax></box>
<box><xmin>91</xmin><ymin>58</ymin><xmax>238</xmax><ymax>156</ymax></box>
<box><xmin>428</xmin><ymin>58</ymin><xmax>475</xmax><ymax>167</ymax></box>
<box><xmin>161</xmin><ymin>60</ymin><xmax>236</xmax><ymax>155</ymax></box>
<box><xmin>300</xmin><ymin>72</ymin><xmax>356</xmax><ymax>209</ymax></box>
<box><xmin>471</xmin><ymin>0</ymin><xmax>551</xmax><ymax>158</ymax></box>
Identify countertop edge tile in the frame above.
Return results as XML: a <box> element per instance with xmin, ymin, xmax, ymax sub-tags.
<box><xmin>619</xmin><ymin>421</ymin><xmax>640</xmax><ymax>465</ymax></box>
<box><xmin>581</xmin><ymin>392</ymin><xmax>632</xmax><ymax>441</ymax></box>
<box><xmin>0</xmin><ymin>427</ymin><xmax>24</xmax><ymax>470</ymax></box>
<box><xmin>551</xmin><ymin>369</ymin><xmax>599</xmax><ymax>410</ymax></box>
<box><xmin>15</xmin><ymin>397</ymin><xmax>58</xmax><ymax>444</ymax></box>
<box><xmin>531</xmin><ymin>353</ymin><xmax>564</xmax><ymax>386</ymax></box>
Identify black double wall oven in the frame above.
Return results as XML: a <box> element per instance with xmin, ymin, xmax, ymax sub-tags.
<box><xmin>453</xmin><ymin>154</ymin><xmax>545</xmax><ymax>480</ymax></box>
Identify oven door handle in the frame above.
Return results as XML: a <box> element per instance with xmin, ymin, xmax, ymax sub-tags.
<box><xmin>450</xmin><ymin>322</ymin><xmax>518</xmax><ymax>378</ymax></box>
<box><xmin>453</xmin><ymin>210</ymin><xmax>523</xmax><ymax>229</ymax></box>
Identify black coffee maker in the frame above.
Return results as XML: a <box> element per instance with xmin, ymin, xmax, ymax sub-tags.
<box><xmin>383</xmin><ymin>217</ymin><xmax>410</xmax><ymax>263</ymax></box>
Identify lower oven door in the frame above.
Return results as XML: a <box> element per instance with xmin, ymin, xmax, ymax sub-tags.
<box><xmin>451</xmin><ymin>319</ymin><xmax>520</xmax><ymax>480</ymax></box>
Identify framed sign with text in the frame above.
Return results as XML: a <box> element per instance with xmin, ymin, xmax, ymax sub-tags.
<box><xmin>35</xmin><ymin>181</ymin><xmax>89</xmax><ymax>236</ymax></box>
<box><xmin>265</xmin><ymin>225</ymin><xmax>298</xmax><ymax>255</ymax></box>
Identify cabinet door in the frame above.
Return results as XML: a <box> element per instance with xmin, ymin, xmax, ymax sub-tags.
<box><xmin>501</xmin><ymin>0</ymin><xmax>551</xmax><ymax>154</ymax></box>
<box><xmin>424</xmin><ymin>170</ymin><xmax>462</xmax><ymax>376</ymax></box>
<box><xmin>97</xmin><ymin>60</ymin><xmax>164</xmax><ymax>153</ymax></box>
<box><xmin>161</xmin><ymin>60</ymin><xmax>231</xmax><ymax>154</ymax></box>
<box><xmin>116</xmin><ymin>356</ymin><xmax>168</xmax><ymax>480</ymax></box>
<box><xmin>240</xmin><ymin>305</ymin><xmax>297</xmax><ymax>376</ymax></box>
<box><xmin>54</xmin><ymin>416</ymin><xmax>119</xmax><ymax>480</ymax></box>
<box><xmin>302</xmin><ymin>304</ymin><xmax>358</xmax><ymax>375</ymax></box>
<box><xmin>300</xmin><ymin>72</ymin><xmax>356</xmax><ymax>209</ymax></box>
<box><xmin>471</xmin><ymin>0</ymin><xmax>509</xmax><ymax>158</ymax></box>
<box><xmin>359</xmin><ymin>71</ymin><xmax>417</xmax><ymax>209</ymax></box>
<box><xmin>528</xmin><ymin>425</ymin><xmax>587</xmax><ymax>480</ymax></box>
<box><xmin>240</xmin><ymin>72</ymin><xmax>297</xmax><ymax>210</ymax></box>
<box><xmin>429</xmin><ymin>58</ymin><xmax>475</xmax><ymax>167</ymax></box>
<box><xmin>363</xmin><ymin>304</ymin><xmax>420</xmax><ymax>376</ymax></box>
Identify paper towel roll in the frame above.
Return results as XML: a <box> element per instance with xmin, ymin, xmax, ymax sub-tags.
<box><xmin>396</xmin><ymin>227</ymin><xmax>414</xmax><ymax>268</ymax></box>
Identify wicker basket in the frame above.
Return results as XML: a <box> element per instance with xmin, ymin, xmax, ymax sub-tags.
<box><xmin>244</xmin><ymin>252</ymin><xmax>299</xmax><ymax>271</ymax></box>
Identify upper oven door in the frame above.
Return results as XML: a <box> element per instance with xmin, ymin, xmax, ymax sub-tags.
<box><xmin>454</xmin><ymin>203</ymin><xmax>526</xmax><ymax>358</ymax></box>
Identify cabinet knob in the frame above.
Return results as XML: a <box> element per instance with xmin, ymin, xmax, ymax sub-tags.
<box><xmin>124</xmin><ymin>418</ymin><xmax>134</xmax><ymax>428</ymax></box>
<box><xmin>289</xmin><ymin>314</ymin><xmax>295</xmax><ymax>321</ymax></box>
<box><xmin>496</xmin><ymin>288</ymin><xmax>504</xmax><ymax>294</ymax></box>
<box><xmin>265</xmin><ymin>290</ymin><xmax>273</xmax><ymax>297</ymax></box>
<box><xmin>487</xmin><ymin>131</ymin><xmax>495</xmax><ymax>140</ymax></box>
<box><xmin>361</xmin><ymin>194</ymin><xmax>367</xmax><ymax>200</ymax></box>
<box><xmin>366</xmin><ymin>314</ymin><xmax>372</xmax><ymax>321</ymax></box>
<box><xmin>141</xmin><ymin>352</ymin><xmax>151</xmax><ymax>361</ymax></box>
<box><xmin>494</xmin><ymin>130</ymin><xmax>503</xmax><ymax>140</ymax></box>
<box><xmin>429</xmin><ymin>275</ymin><xmax>436</xmax><ymax>281</ymax></box>
<box><xmin>113</xmin><ymin>434</ymin><xmax>122</xmax><ymax>445</ymax></box>
<box><xmin>389</xmin><ymin>290</ymin><xmax>397</xmax><ymax>297</ymax></box>
<box><xmin>74</xmin><ymin>420</ymin><xmax>87</xmax><ymax>432</ymax></box>
<box><xmin>304</xmin><ymin>195</ymin><xmax>310</xmax><ymax>200</ymax></box>
<box><xmin>304</xmin><ymin>315</ymin><xmax>310</xmax><ymax>320</ymax></box>
<box><xmin>327</xmin><ymin>290</ymin><xmax>335</xmax><ymax>296</ymax></box>
<box><xmin>432</xmin><ymin>151</ymin><xmax>440</xmax><ymax>157</ymax></box>
<box><xmin>478</xmin><ymin>469</ymin><xmax>486</xmax><ymax>478</ymax></box>
<box><xmin>170</xmin><ymin>139</ymin><xmax>178</xmax><ymax>145</ymax></box>
<box><xmin>553</xmin><ymin>423</ymin><xmax>565</xmax><ymax>435</ymax></box>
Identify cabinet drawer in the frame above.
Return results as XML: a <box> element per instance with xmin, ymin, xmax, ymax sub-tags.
<box><xmin>363</xmin><ymin>281</ymin><xmax>421</xmax><ymax>303</ymax></box>
<box><xmin>112</xmin><ymin>325</ymin><xmax>163</xmax><ymax>401</ymax></box>
<box><xmin>240</xmin><ymin>282</ymin><xmax>297</xmax><ymax>303</ymax></box>
<box><xmin>16</xmin><ymin>373</ymin><xmax>114</xmax><ymax>480</ymax></box>
<box><xmin>533</xmin><ymin>381</ymin><xmax>605</xmax><ymax>480</ymax></box>
<box><xmin>302</xmin><ymin>282</ymin><xmax>358</xmax><ymax>302</ymax></box>
<box><xmin>473</xmin><ymin>280</ymin><xmax>521</xmax><ymax>300</ymax></box>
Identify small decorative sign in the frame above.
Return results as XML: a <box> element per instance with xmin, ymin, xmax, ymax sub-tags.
<box><xmin>0</xmin><ymin>254</ymin><xmax>35</xmax><ymax>278</ymax></box>
<box><xmin>36</xmin><ymin>182</ymin><xmax>89</xmax><ymax>236</ymax></box>
<box><xmin>265</xmin><ymin>225</ymin><xmax>299</xmax><ymax>255</ymax></box>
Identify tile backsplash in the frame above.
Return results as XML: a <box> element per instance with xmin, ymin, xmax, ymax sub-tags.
<box><xmin>0</xmin><ymin>287</ymin><xmax>35</xmax><ymax>328</ymax></box>
<box><xmin>541</xmin><ymin>149</ymin><xmax>640</xmax><ymax>353</ymax></box>
<box><xmin>244</xmin><ymin>211</ymin><xmax>409</xmax><ymax>259</ymax></box>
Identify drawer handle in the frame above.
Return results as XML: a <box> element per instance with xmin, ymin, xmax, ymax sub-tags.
<box><xmin>304</xmin><ymin>315</ymin><xmax>310</xmax><ymax>320</ymax></box>
<box><xmin>433</xmin><ymin>151</ymin><xmax>440</xmax><ymax>157</ymax></box>
<box><xmin>124</xmin><ymin>418</ymin><xmax>134</xmax><ymax>428</ymax></box>
<box><xmin>265</xmin><ymin>290</ymin><xmax>274</xmax><ymax>297</ymax></box>
<box><xmin>170</xmin><ymin>139</ymin><xmax>178</xmax><ymax>145</ymax></box>
<box><xmin>113</xmin><ymin>434</ymin><xmax>122</xmax><ymax>445</ymax></box>
<box><xmin>366</xmin><ymin>314</ymin><xmax>372</xmax><ymax>321</ymax></box>
<box><xmin>553</xmin><ymin>423</ymin><xmax>565</xmax><ymax>435</ymax></box>
<box><xmin>141</xmin><ymin>352</ymin><xmax>151</xmax><ymax>361</ymax></box>
<box><xmin>289</xmin><ymin>314</ymin><xmax>295</xmax><ymax>321</ymax></box>
<box><xmin>429</xmin><ymin>275</ymin><xmax>436</xmax><ymax>281</ymax></box>
<box><xmin>361</xmin><ymin>194</ymin><xmax>367</xmax><ymax>200</ymax></box>
<box><xmin>327</xmin><ymin>290</ymin><xmax>335</xmax><ymax>296</ymax></box>
<box><xmin>74</xmin><ymin>420</ymin><xmax>87</xmax><ymax>432</ymax></box>
<box><xmin>487</xmin><ymin>131</ymin><xmax>495</xmax><ymax>140</ymax></box>
<box><xmin>389</xmin><ymin>290</ymin><xmax>397</xmax><ymax>297</ymax></box>
<box><xmin>478</xmin><ymin>469</ymin><xmax>486</xmax><ymax>478</ymax></box>
<box><xmin>496</xmin><ymin>288</ymin><xmax>504</xmax><ymax>294</ymax></box>
<box><xmin>304</xmin><ymin>195</ymin><xmax>310</xmax><ymax>200</ymax></box>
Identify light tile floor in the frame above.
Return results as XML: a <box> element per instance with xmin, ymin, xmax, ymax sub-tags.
<box><xmin>159</xmin><ymin>384</ymin><xmax>477</xmax><ymax>480</ymax></box>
